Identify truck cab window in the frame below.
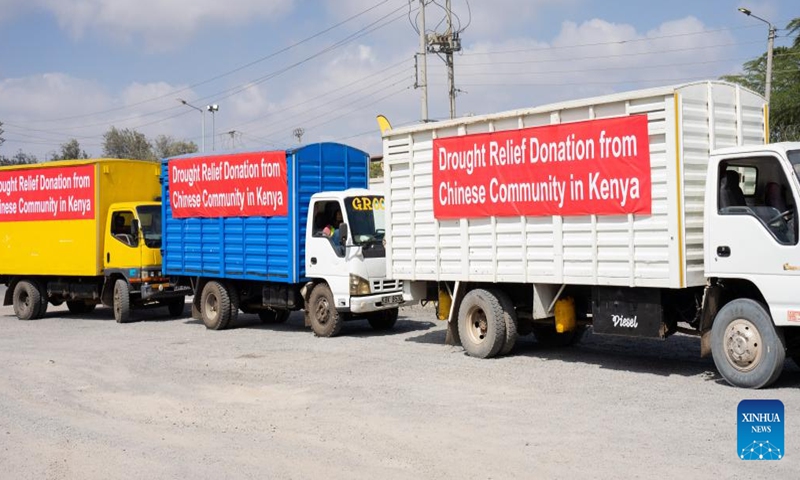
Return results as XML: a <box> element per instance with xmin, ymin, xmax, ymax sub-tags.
<box><xmin>312</xmin><ymin>201</ymin><xmax>345</xmax><ymax>256</ymax></box>
<box><xmin>111</xmin><ymin>211</ymin><xmax>137</xmax><ymax>247</ymax></box>
<box><xmin>718</xmin><ymin>158</ymin><xmax>797</xmax><ymax>245</ymax></box>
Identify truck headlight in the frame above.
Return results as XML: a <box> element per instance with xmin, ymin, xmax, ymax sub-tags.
<box><xmin>349</xmin><ymin>274</ymin><xmax>371</xmax><ymax>295</ymax></box>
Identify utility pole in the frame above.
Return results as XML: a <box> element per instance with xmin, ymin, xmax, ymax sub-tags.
<box><xmin>227</xmin><ymin>130</ymin><xmax>238</xmax><ymax>149</ymax></box>
<box><xmin>0</xmin><ymin>121</ymin><xmax>5</xmax><ymax>148</ymax></box>
<box><xmin>417</xmin><ymin>0</ymin><xmax>429</xmax><ymax>122</ymax></box>
<box><xmin>427</xmin><ymin>0</ymin><xmax>461</xmax><ymax>119</ymax></box>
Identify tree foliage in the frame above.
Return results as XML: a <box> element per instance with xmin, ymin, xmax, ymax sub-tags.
<box><xmin>0</xmin><ymin>150</ymin><xmax>38</xmax><ymax>166</ymax></box>
<box><xmin>722</xmin><ymin>18</ymin><xmax>800</xmax><ymax>142</ymax></box>
<box><xmin>153</xmin><ymin>135</ymin><xmax>198</xmax><ymax>159</ymax></box>
<box><xmin>51</xmin><ymin>139</ymin><xmax>89</xmax><ymax>161</ymax></box>
<box><xmin>369</xmin><ymin>159</ymin><xmax>383</xmax><ymax>179</ymax></box>
<box><xmin>102</xmin><ymin>127</ymin><xmax>154</xmax><ymax>161</ymax></box>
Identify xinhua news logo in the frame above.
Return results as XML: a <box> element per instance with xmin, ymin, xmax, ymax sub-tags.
<box><xmin>738</xmin><ymin>400</ymin><xmax>784</xmax><ymax>460</ymax></box>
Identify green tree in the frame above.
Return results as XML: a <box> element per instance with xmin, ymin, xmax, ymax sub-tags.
<box><xmin>51</xmin><ymin>138</ymin><xmax>90</xmax><ymax>161</ymax></box>
<box><xmin>722</xmin><ymin>18</ymin><xmax>800</xmax><ymax>142</ymax></box>
<box><xmin>102</xmin><ymin>127</ymin><xmax>154</xmax><ymax>161</ymax></box>
<box><xmin>0</xmin><ymin>150</ymin><xmax>38</xmax><ymax>165</ymax></box>
<box><xmin>369</xmin><ymin>158</ymin><xmax>383</xmax><ymax>179</ymax></box>
<box><xmin>153</xmin><ymin>135</ymin><xmax>198</xmax><ymax>159</ymax></box>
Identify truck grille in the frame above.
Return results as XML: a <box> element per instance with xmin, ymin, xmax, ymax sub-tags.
<box><xmin>371</xmin><ymin>279</ymin><xmax>402</xmax><ymax>293</ymax></box>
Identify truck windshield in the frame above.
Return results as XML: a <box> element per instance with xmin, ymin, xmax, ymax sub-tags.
<box><xmin>137</xmin><ymin>205</ymin><xmax>162</xmax><ymax>249</ymax></box>
<box><xmin>789</xmin><ymin>150</ymin><xmax>800</xmax><ymax>184</ymax></box>
<box><xmin>344</xmin><ymin>196</ymin><xmax>385</xmax><ymax>246</ymax></box>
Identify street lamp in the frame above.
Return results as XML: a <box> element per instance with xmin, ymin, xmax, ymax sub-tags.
<box><xmin>177</xmin><ymin>98</ymin><xmax>205</xmax><ymax>152</ymax></box>
<box><xmin>738</xmin><ymin>7</ymin><xmax>776</xmax><ymax>104</ymax></box>
<box><xmin>206</xmin><ymin>104</ymin><xmax>219</xmax><ymax>151</ymax></box>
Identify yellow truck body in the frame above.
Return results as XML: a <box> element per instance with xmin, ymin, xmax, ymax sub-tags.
<box><xmin>0</xmin><ymin>159</ymin><xmax>161</xmax><ymax>277</ymax></box>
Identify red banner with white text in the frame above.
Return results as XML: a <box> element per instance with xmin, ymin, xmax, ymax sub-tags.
<box><xmin>169</xmin><ymin>151</ymin><xmax>288</xmax><ymax>218</ymax></box>
<box><xmin>0</xmin><ymin>164</ymin><xmax>95</xmax><ymax>221</ymax></box>
<box><xmin>432</xmin><ymin>115</ymin><xmax>652</xmax><ymax>219</ymax></box>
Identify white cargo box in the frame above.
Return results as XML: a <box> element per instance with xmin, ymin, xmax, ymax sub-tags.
<box><xmin>382</xmin><ymin>81</ymin><xmax>767</xmax><ymax>289</ymax></box>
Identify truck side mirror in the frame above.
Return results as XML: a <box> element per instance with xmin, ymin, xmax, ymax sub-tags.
<box><xmin>339</xmin><ymin>223</ymin><xmax>348</xmax><ymax>245</ymax></box>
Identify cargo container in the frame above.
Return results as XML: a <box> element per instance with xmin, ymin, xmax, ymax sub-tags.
<box><xmin>381</xmin><ymin>81</ymin><xmax>800</xmax><ymax>388</ymax></box>
<box><xmin>0</xmin><ymin>159</ymin><xmax>188</xmax><ymax>322</ymax></box>
<box><xmin>162</xmin><ymin>142</ymin><xmax>405</xmax><ymax>336</ymax></box>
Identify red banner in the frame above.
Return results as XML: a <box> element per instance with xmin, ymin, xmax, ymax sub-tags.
<box><xmin>0</xmin><ymin>164</ymin><xmax>95</xmax><ymax>221</ymax></box>
<box><xmin>169</xmin><ymin>151</ymin><xmax>288</xmax><ymax>218</ymax></box>
<box><xmin>433</xmin><ymin>115</ymin><xmax>652</xmax><ymax>219</ymax></box>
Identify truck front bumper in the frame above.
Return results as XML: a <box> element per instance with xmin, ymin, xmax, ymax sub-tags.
<box><xmin>140</xmin><ymin>282</ymin><xmax>192</xmax><ymax>301</ymax></box>
<box><xmin>348</xmin><ymin>290</ymin><xmax>409</xmax><ymax>314</ymax></box>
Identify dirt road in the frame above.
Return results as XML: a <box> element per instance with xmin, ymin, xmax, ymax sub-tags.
<box><xmin>0</xmin><ymin>300</ymin><xmax>798</xmax><ymax>479</ymax></box>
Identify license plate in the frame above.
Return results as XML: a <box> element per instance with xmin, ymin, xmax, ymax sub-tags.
<box><xmin>381</xmin><ymin>294</ymin><xmax>403</xmax><ymax>305</ymax></box>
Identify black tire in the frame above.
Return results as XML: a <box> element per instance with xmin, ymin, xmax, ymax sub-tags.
<box><xmin>13</xmin><ymin>280</ymin><xmax>42</xmax><ymax>320</ymax></box>
<box><xmin>792</xmin><ymin>354</ymin><xmax>800</xmax><ymax>370</ymax></box>
<box><xmin>259</xmin><ymin>309</ymin><xmax>290</xmax><ymax>324</ymax></box>
<box><xmin>493</xmin><ymin>289</ymin><xmax>517</xmax><ymax>356</ymax></box>
<box><xmin>367</xmin><ymin>308</ymin><xmax>399</xmax><ymax>331</ymax></box>
<box><xmin>166</xmin><ymin>298</ymin><xmax>185</xmax><ymax>318</ymax></box>
<box><xmin>66</xmin><ymin>301</ymin><xmax>97</xmax><ymax>315</ymax></box>
<box><xmin>113</xmin><ymin>279</ymin><xmax>132</xmax><ymax>324</ymax></box>
<box><xmin>532</xmin><ymin>324</ymin><xmax>583</xmax><ymax>348</ymax></box>
<box><xmin>307</xmin><ymin>284</ymin><xmax>342</xmax><ymax>337</ymax></box>
<box><xmin>457</xmin><ymin>289</ymin><xmax>507</xmax><ymax>359</ymax></box>
<box><xmin>200</xmin><ymin>281</ymin><xmax>232</xmax><ymax>330</ymax></box>
<box><xmin>36</xmin><ymin>281</ymin><xmax>48</xmax><ymax>319</ymax></box>
<box><xmin>711</xmin><ymin>299</ymin><xmax>786</xmax><ymax>389</ymax></box>
<box><xmin>227</xmin><ymin>284</ymin><xmax>240</xmax><ymax>326</ymax></box>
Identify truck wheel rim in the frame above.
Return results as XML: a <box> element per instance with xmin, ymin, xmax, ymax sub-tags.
<box><xmin>205</xmin><ymin>295</ymin><xmax>218</xmax><ymax>321</ymax></box>
<box><xmin>465</xmin><ymin>306</ymin><xmax>488</xmax><ymax>345</ymax></box>
<box><xmin>724</xmin><ymin>318</ymin><xmax>763</xmax><ymax>372</ymax></box>
<box><xmin>315</xmin><ymin>298</ymin><xmax>330</xmax><ymax>325</ymax></box>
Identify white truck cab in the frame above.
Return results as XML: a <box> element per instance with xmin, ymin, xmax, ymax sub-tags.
<box><xmin>303</xmin><ymin>189</ymin><xmax>406</xmax><ymax>336</ymax></box>
<box><xmin>704</xmin><ymin>142</ymin><xmax>800</xmax><ymax>387</ymax></box>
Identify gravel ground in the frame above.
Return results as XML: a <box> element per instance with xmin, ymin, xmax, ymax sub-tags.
<box><xmin>0</xmin><ymin>297</ymin><xmax>798</xmax><ymax>479</ymax></box>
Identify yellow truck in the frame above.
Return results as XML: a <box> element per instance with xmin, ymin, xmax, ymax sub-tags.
<box><xmin>0</xmin><ymin>159</ymin><xmax>189</xmax><ymax>322</ymax></box>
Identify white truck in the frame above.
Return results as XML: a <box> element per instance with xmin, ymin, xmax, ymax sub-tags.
<box><xmin>380</xmin><ymin>81</ymin><xmax>800</xmax><ymax>388</ymax></box>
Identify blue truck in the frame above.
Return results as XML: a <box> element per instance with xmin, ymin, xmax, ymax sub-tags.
<box><xmin>161</xmin><ymin>142</ymin><xmax>406</xmax><ymax>336</ymax></box>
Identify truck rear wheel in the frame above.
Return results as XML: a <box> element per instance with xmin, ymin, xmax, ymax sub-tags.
<box><xmin>67</xmin><ymin>301</ymin><xmax>96</xmax><ymax>314</ymax></box>
<box><xmin>307</xmin><ymin>284</ymin><xmax>342</xmax><ymax>337</ymax></box>
<box><xmin>201</xmin><ymin>281</ymin><xmax>232</xmax><ymax>330</ymax></box>
<box><xmin>367</xmin><ymin>308</ymin><xmax>399</xmax><ymax>331</ymax></box>
<box><xmin>457</xmin><ymin>289</ymin><xmax>507</xmax><ymax>359</ymax></box>
<box><xmin>711</xmin><ymin>299</ymin><xmax>786</xmax><ymax>389</ymax></box>
<box><xmin>13</xmin><ymin>280</ymin><xmax>42</xmax><ymax>320</ymax></box>
<box><xmin>113</xmin><ymin>279</ymin><xmax>132</xmax><ymax>323</ymax></box>
<box><xmin>259</xmin><ymin>309</ymin><xmax>290</xmax><ymax>324</ymax></box>
<box><xmin>493</xmin><ymin>288</ymin><xmax>518</xmax><ymax>356</ymax></box>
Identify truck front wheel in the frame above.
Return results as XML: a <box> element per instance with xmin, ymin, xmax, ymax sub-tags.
<box><xmin>113</xmin><ymin>279</ymin><xmax>132</xmax><ymax>323</ymax></box>
<box><xmin>711</xmin><ymin>299</ymin><xmax>786</xmax><ymax>389</ymax></box>
<box><xmin>13</xmin><ymin>280</ymin><xmax>42</xmax><ymax>320</ymax></box>
<box><xmin>367</xmin><ymin>308</ymin><xmax>399</xmax><ymax>331</ymax></box>
<box><xmin>165</xmin><ymin>298</ymin><xmax>185</xmax><ymax>318</ymax></box>
<box><xmin>457</xmin><ymin>289</ymin><xmax>507</xmax><ymax>359</ymax></box>
<box><xmin>307</xmin><ymin>284</ymin><xmax>342</xmax><ymax>337</ymax></box>
<box><xmin>201</xmin><ymin>281</ymin><xmax>232</xmax><ymax>330</ymax></box>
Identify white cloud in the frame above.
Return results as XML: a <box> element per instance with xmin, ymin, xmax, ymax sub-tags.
<box><xmin>0</xmin><ymin>0</ymin><xmax>294</xmax><ymax>51</ymax></box>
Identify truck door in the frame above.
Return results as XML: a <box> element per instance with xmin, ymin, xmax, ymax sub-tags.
<box><xmin>105</xmin><ymin>209</ymin><xmax>142</xmax><ymax>272</ymax></box>
<box><xmin>707</xmin><ymin>153</ymin><xmax>800</xmax><ymax>325</ymax></box>
<box><xmin>306</xmin><ymin>199</ymin><xmax>348</xmax><ymax>303</ymax></box>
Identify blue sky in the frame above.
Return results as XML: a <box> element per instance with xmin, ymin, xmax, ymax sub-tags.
<box><xmin>0</xmin><ymin>0</ymin><xmax>795</xmax><ymax>160</ymax></box>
